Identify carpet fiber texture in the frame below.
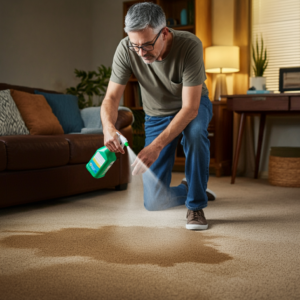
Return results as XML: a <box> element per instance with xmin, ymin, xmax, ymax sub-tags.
<box><xmin>0</xmin><ymin>174</ymin><xmax>299</xmax><ymax>300</ymax></box>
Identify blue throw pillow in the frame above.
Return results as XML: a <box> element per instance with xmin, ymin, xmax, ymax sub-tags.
<box><xmin>34</xmin><ymin>90</ymin><xmax>84</xmax><ymax>133</ymax></box>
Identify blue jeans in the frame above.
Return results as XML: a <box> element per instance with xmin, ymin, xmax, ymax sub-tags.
<box><xmin>142</xmin><ymin>95</ymin><xmax>213</xmax><ymax>211</ymax></box>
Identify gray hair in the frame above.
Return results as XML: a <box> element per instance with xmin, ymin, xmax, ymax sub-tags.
<box><xmin>124</xmin><ymin>2</ymin><xmax>166</xmax><ymax>34</ymax></box>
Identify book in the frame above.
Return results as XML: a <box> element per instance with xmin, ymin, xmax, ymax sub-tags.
<box><xmin>137</xmin><ymin>84</ymin><xmax>143</xmax><ymax>107</ymax></box>
<box><xmin>133</xmin><ymin>84</ymin><xmax>140</xmax><ymax>107</ymax></box>
<box><xmin>187</xmin><ymin>0</ymin><xmax>194</xmax><ymax>25</ymax></box>
<box><xmin>246</xmin><ymin>90</ymin><xmax>274</xmax><ymax>94</ymax></box>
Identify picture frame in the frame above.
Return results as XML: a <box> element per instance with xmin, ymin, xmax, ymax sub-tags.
<box><xmin>279</xmin><ymin>67</ymin><xmax>300</xmax><ymax>93</ymax></box>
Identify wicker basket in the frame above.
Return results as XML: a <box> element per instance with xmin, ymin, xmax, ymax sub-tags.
<box><xmin>268</xmin><ymin>147</ymin><xmax>300</xmax><ymax>187</ymax></box>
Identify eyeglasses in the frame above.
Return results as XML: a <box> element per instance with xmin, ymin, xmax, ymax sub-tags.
<box><xmin>128</xmin><ymin>28</ymin><xmax>163</xmax><ymax>53</ymax></box>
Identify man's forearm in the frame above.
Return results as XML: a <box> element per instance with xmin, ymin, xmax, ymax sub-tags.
<box><xmin>151</xmin><ymin>107</ymin><xmax>198</xmax><ymax>151</ymax></box>
<box><xmin>101</xmin><ymin>97</ymin><xmax>119</xmax><ymax>132</ymax></box>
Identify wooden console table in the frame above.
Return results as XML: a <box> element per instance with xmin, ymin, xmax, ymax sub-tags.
<box><xmin>225</xmin><ymin>93</ymin><xmax>300</xmax><ymax>184</ymax></box>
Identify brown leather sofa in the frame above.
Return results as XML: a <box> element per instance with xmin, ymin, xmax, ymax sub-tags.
<box><xmin>0</xmin><ymin>83</ymin><xmax>133</xmax><ymax>208</ymax></box>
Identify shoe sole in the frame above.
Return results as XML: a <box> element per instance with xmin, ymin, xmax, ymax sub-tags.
<box><xmin>186</xmin><ymin>224</ymin><xmax>208</xmax><ymax>230</ymax></box>
<box><xmin>206</xmin><ymin>188</ymin><xmax>216</xmax><ymax>201</ymax></box>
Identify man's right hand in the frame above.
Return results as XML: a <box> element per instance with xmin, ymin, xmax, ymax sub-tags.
<box><xmin>103</xmin><ymin>127</ymin><xmax>125</xmax><ymax>154</ymax></box>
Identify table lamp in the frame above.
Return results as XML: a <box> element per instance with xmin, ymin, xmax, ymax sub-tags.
<box><xmin>205</xmin><ymin>46</ymin><xmax>240</xmax><ymax>100</ymax></box>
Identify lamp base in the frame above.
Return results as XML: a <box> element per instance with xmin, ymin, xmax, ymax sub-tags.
<box><xmin>214</xmin><ymin>74</ymin><xmax>227</xmax><ymax>101</ymax></box>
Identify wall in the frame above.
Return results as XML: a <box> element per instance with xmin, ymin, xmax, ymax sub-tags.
<box><xmin>91</xmin><ymin>0</ymin><xmax>125</xmax><ymax>104</ymax></box>
<box><xmin>0</xmin><ymin>0</ymin><xmax>93</xmax><ymax>92</ymax></box>
<box><xmin>211</xmin><ymin>0</ymin><xmax>234</xmax><ymax>96</ymax></box>
<box><xmin>91</xmin><ymin>0</ymin><xmax>124</xmax><ymax>69</ymax></box>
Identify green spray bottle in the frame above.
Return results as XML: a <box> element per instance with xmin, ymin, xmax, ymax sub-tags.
<box><xmin>86</xmin><ymin>132</ymin><xmax>129</xmax><ymax>179</ymax></box>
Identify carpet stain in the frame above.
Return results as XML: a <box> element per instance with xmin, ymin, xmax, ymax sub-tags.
<box><xmin>1</xmin><ymin>226</ymin><xmax>232</xmax><ymax>267</ymax></box>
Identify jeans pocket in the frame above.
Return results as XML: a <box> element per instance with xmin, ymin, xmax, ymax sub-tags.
<box><xmin>145</xmin><ymin>115</ymin><xmax>152</xmax><ymax>122</ymax></box>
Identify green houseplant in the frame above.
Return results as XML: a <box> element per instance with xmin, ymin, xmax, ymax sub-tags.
<box><xmin>250</xmin><ymin>35</ymin><xmax>269</xmax><ymax>90</ymax></box>
<box><xmin>66</xmin><ymin>65</ymin><xmax>111</xmax><ymax>109</ymax></box>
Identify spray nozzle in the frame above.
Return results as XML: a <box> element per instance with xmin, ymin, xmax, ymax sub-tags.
<box><xmin>116</xmin><ymin>132</ymin><xmax>129</xmax><ymax>148</ymax></box>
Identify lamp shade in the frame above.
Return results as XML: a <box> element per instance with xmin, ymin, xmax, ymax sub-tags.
<box><xmin>205</xmin><ymin>46</ymin><xmax>240</xmax><ymax>73</ymax></box>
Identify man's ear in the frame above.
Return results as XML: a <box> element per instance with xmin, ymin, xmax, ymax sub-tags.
<box><xmin>162</xmin><ymin>27</ymin><xmax>169</xmax><ymax>40</ymax></box>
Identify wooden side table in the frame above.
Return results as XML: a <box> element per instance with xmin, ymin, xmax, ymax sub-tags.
<box><xmin>225</xmin><ymin>93</ymin><xmax>300</xmax><ymax>184</ymax></box>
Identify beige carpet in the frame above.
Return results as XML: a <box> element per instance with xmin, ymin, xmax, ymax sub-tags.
<box><xmin>0</xmin><ymin>173</ymin><xmax>299</xmax><ymax>300</ymax></box>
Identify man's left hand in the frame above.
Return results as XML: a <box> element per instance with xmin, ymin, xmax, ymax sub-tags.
<box><xmin>131</xmin><ymin>144</ymin><xmax>161</xmax><ymax>175</ymax></box>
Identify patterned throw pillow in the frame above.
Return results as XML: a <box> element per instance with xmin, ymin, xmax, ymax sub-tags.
<box><xmin>0</xmin><ymin>90</ymin><xmax>29</xmax><ymax>136</ymax></box>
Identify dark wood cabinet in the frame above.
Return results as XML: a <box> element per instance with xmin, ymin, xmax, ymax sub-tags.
<box><xmin>209</xmin><ymin>101</ymin><xmax>233</xmax><ymax>176</ymax></box>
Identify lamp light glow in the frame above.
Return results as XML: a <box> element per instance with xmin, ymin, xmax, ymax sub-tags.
<box><xmin>205</xmin><ymin>46</ymin><xmax>240</xmax><ymax>100</ymax></box>
<box><xmin>205</xmin><ymin>46</ymin><xmax>240</xmax><ymax>73</ymax></box>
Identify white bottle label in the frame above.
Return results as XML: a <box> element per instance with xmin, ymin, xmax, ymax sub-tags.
<box><xmin>94</xmin><ymin>152</ymin><xmax>105</xmax><ymax>167</ymax></box>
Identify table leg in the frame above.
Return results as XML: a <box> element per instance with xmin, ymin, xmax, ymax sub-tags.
<box><xmin>254</xmin><ymin>113</ymin><xmax>266</xmax><ymax>179</ymax></box>
<box><xmin>231</xmin><ymin>113</ymin><xmax>246</xmax><ymax>184</ymax></box>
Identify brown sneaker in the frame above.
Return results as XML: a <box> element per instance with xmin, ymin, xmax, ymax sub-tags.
<box><xmin>186</xmin><ymin>209</ymin><xmax>208</xmax><ymax>230</ymax></box>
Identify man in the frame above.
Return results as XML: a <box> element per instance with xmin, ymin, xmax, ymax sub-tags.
<box><xmin>101</xmin><ymin>2</ymin><xmax>215</xmax><ymax>230</ymax></box>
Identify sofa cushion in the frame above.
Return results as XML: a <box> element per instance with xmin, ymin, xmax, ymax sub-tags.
<box><xmin>0</xmin><ymin>136</ymin><xmax>70</xmax><ymax>171</ymax></box>
<box><xmin>34</xmin><ymin>90</ymin><xmax>84</xmax><ymax>134</ymax></box>
<box><xmin>0</xmin><ymin>141</ymin><xmax>7</xmax><ymax>171</ymax></box>
<box><xmin>80</xmin><ymin>106</ymin><xmax>102</xmax><ymax>130</ymax></box>
<box><xmin>79</xmin><ymin>107</ymin><xmax>134</xmax><ymax>133</ymax></box>
<box><xmin>64</xmin><ymin>134</ymin><xmax>104</xmax><ymax>164</ymax></box>
<box><xmin>10</xmin><ymin>89</ymin><xmax>64</xmax><ymax>135</ymax></box>
<box><xmin>115</xmin><ymin>110</ymin><xmax>134</xmax><ymax>131</ymax></box>
<box><xmin>0</xmin><ymin>90</ymin><xmax>29</xmax><ymax>136</ymax></box>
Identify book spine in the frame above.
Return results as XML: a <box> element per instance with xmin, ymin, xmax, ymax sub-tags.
<box><xmin>133</xmin><ymin>84</ymin><xmax>140</xmax><ymax>107</ymax></box>
<box><xmin>138</xmin><ymin>84</ymin><xmax>143</xmax><ymax>107</ymax></box>
<box><xmin>187</xmin><ymin>0</ymin><xmax>194</xmax><ymax>25</ymax></box>
<box><xmin>247</xmin><ymin>90</ymin><xmax>271</xmax><ymax>94</ymax></box>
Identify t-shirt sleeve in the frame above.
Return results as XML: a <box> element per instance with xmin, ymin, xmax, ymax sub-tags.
<box><xmin>110</xmin><ymin>39</ymin><xmax>132</xmax><ymax>85</ymax></box>
<box><xmin>182</xmin><ymin>40</ymin><xmax>207</xmax><ymax>87</ymax></box>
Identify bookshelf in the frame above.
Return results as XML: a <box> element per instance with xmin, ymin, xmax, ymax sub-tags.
<box><xmin>123</xmin><ymin>0</ymin><xmax>214</xmax><ymax>171</ymax></box>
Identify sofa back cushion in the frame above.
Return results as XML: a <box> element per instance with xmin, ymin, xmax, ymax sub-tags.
<box><xmin>0</xmin><ymin>83</ymin><xmax>61</xmax><ymax>95</ymax></box>
<box><xmin>0</xmin><ymin>90</ymin><xmax>29</xmax><ymax>136</ymax></box>
<box><xmin>10</xmin><ymin>89</ymin><xmax>64</xmax><ymax>135</ymax></box>
<box><xmin>34</xmin><ymin>90</ymin><xmax>84</xmax><ymax>133</ymax></box>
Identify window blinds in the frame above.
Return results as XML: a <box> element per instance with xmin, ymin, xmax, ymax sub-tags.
<box><xmin>251</xmin><ymin>0</ymin><xmax>300</xmax><ymax>92</ymax></box>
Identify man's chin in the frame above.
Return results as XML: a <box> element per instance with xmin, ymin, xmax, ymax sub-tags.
<box><xmin>142</xmin><ymin>57</ymin><xmax>155</xmax><ymax>64</ymax></box>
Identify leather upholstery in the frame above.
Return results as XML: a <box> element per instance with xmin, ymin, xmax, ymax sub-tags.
<box><xmin>119</xmin><ymin>125</ymin><xmax>133</xmax><ymax>185</ymax></box>
<box><xmin>0</xmin><ymin>162</ymin><xmax>120</xmax><ymax>208</ymax></box>
<box><xmin>0</xmin><ymin>141</ymin><xmax>7</xmax><ymax>171</ymax></box>
<box><xmin>64</xmin><ymin>134</ymin><xmax>104</xmax><ymax>164</ymax></box>
<box><xmin>0</xmin><ymin>136</ymin><xmax>69</xmax><ymax>170</ymax></box>
<box><xmin>0</xmin><ymin>83</ymin><xmax>60</xmax><ymax>94</ymax></box>
<box><xmin>115</xmin><ymin>110</ymin><xmax>134</xmax><ymax>131</ymax></box>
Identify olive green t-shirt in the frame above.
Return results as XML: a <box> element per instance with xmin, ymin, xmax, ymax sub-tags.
<box><xmin>110</xmin><ymin>28</ymin><xmax>209</xmax><ymax>117</ymax></box>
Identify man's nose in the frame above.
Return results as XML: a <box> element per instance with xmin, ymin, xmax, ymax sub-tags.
<box><xmin>138</xmin><ymin>47</ymin><xmax>147</xmax><ymax>56</ymax></box>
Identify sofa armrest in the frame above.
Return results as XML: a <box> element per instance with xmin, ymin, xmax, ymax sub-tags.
<box><xmin>0</xmin><ymin>141</ymin><xmax>7</xmax><ymax>171</ymax></box>
<box><xmin>115</xmin><ymin>110</ymin><xmax>134</xmax><ymax>131</ymax></box>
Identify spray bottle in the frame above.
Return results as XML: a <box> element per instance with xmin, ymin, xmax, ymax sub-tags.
<box><xmin>86</xmin><ymin>132</ymin><xmax>129</xmax><ymax>179</ymax></box>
